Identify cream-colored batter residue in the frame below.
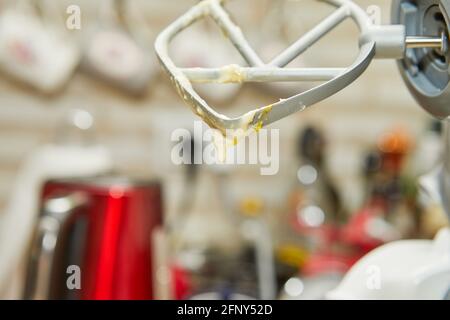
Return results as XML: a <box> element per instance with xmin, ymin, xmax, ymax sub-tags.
<box><xmin>217</xmin><ymin>64</ymin><xmax>246</xmax><ymax>83</ymax></box>
<box><xmin>211</xmin><ymin>104</ymin><xmax>273</xmax><ymax>163</ymax></box>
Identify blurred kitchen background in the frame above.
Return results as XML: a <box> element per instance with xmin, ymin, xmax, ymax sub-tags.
<box><xmin>0</xmin><ymin>0</ymin><xmax>448</xmax><ymax>300</ymax></box>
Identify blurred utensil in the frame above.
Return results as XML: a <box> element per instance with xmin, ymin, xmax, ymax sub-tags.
<box><xmin>81</xmin><ymin>0</ymin><xmax>157</xmax><ymax>95</ymax></box>
<box><xmin>0</xmin><ymin>0</ymin><xmax>79</xmax><ymax>93</ymax></box>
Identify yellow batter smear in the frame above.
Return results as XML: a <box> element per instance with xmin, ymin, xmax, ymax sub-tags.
<box><xmin>218</xmin><ymin>64</ymin><xmax>245</xmax><ymax>83</ymax></box>
<box><xmin>211</xmin><ymin>104</ymin><xmax>273</xmax><ymax>163</ymax></box>
<box><xmin>253</xmin><ymin>104</ymin><xmax>273</xmax><ymax>133</ymax></box>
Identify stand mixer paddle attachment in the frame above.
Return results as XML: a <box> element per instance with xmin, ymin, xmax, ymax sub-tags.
<box><xmin>155</xmin><ymin>0</ymin><xmax>448</xmax><ymax>135</ymax></box>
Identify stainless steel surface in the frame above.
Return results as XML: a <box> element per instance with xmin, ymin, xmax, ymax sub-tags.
<box><xmin>405</xmin><ymin>34</ymin><xmax>447</xmax><ymax>52</ymax></box>
<box><xmin>24</xmin><ymin>193</ymin><xmax>87</xmax><ymax>300</ymax></box>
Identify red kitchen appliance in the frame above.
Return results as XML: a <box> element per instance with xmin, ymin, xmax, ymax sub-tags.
<box><xmin>24</xmin><ymin>176</ymin><xmax>163</xmax><ymax>300</ymax></box>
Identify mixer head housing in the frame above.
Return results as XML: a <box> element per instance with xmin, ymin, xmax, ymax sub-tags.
<box><xmin>393</xmin><ymin>0</ymin><xmax>450</xmax><ymax>119</ymax></box>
